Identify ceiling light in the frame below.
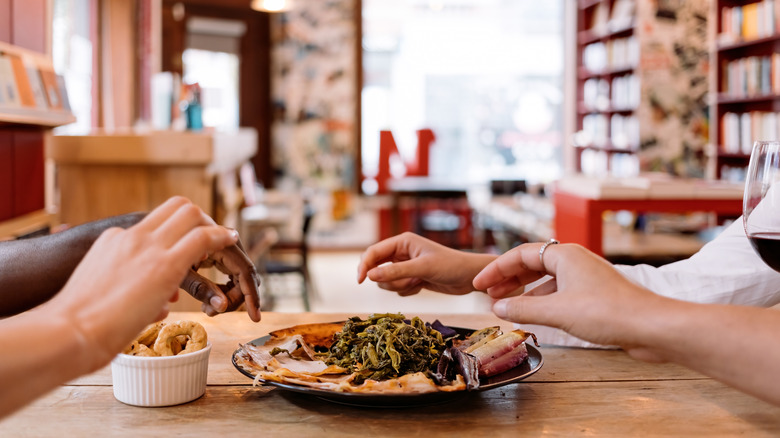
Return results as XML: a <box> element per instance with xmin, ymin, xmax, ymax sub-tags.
<box><xmin>251</xmin><ymin>0</ymin><xmax>290</xmax><ymax>13</ymax></box>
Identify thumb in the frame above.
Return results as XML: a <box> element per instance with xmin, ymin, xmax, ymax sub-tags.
<box><xmin>180</xmin><ymin>270</ymin><xmax>228</xmax><ymax>312</ymax></box>
<box><xmin>492</xmin><ymin>294</ymin><xmax>560</xmax><ymax>327</ymax></box>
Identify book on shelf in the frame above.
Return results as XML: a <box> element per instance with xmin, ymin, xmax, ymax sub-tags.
<box><xmin>590</xmin><ymin>2</ymin><xmax>609</xmax><ymax>36</ymax></box>
<box><xmin>38</xmin><ymin>67</ymin><xmax>62</xmax><ymax>110</ymax></box>
<box><xmin>740</xmin><ymin>112</ymin><xmax>752</xmax><ymax>155</ymax></box>
<box><xmin>723</xmin><ymin>54</ymin><xmax>780</xmax><ymax>97</ymax></box>
<box><xmin>721</xmin><ymin>111</ymin><xmax>780</xmax><ymax>155</ymax></box>
<box><xmin>0</xmin><ymin>54</ymin><xmax>19</xmax><ymax>106</ymax></box>
<box><xmin>6</xmin><ymin>54</ymin><xmax>35</xmax><ymax>107</ymax></box>
<box><xmin>609</xmin><ymin>0</ymin><xmax>634</xmax><ymax>31</ymax></box>
<box><xmin>55</xmin><ymin>74</ymin><xmax>71</xmax><ymax>111</ymax></box>
<box><xmin>742</xmin><ymin>2</ymin><xmax>760</xmax><ymax>40</ymax></box>
<box><xmin>720</xmin><ymin>0</ymin><xmax>779</xmax><ymax>44</ymax></box>
<box><xmin>0</xmin><ymin>49</ymin><xmax>73</xmax><ymax>114</ymax></box>
<box><xmin>25</xmin><ymin>65</ymin><xmax>48</xmax><ymax>109</ymax></box>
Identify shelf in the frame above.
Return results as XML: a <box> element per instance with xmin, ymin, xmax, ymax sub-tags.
<box><xmin>577</xmin><ymin>24</ymin><xmax>635</xmax><ymax>45</ymax></box>
<box><xmin>0</xmin><ymin>106</ymin><xmax>76</xmax><ymax>128</ymax></box>
<box><xmin>0</xmin><ymin>41</ymin><xmax>75</xmax><ymax>128</ymax></box>
<box><xmin>574</xmin><ymin>143</ymin><xmax>637</xmax><ymax>154</ymax></box>
<box><xmin>577</xmin><ymin>102</ymin><xmax>636</xmax><ymax>115</ymax></box>
<box><xmin>717</xmin><ymin>34</ymin><xmax>780</xmax><ymax>52</ymax></box>
<box><xmin>578</xmin><ymin>65</ymin><xmax>635</xmax><ymax>80</ymax></box>
<box><xmin>716</xmin><ymin>151</ymin><xmax>750</xmax><ymax>159</ymax></box>
<box><xmin>0</xmin><ymin>209</ymin><xmax>54</xmax><ymax>240</ymax></box>
<box><xmin>716</xmin><ymin>93</ymin><xmax>780</xmax><ymax>105</ymax></box>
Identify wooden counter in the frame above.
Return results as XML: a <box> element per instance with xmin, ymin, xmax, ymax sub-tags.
<box><xmin>48</xmin><ymin>129</ymin><xmax>257</xmax><ymax>228</ymax></box>
<box><xmin>2</xmin><ymin>311</ymin><xmax>779</xmax><ymax>436</ymax></box>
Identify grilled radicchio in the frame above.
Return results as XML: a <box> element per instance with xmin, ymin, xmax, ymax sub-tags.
<box><xmin>433</xmin><ymin>328</ymin><xmax>538</xmax><ymax>390</ymax></box>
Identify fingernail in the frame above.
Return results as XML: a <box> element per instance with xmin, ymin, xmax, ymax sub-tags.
<box><xmin>210</xmin><ymin>296</ymin><xmax>225</xmax><ymax>310</ymax></box>
<box><xmin>230</xmin><ymin>229</ymin><xmax>239</xmax><ymax>240</ymax></box>
<box><xmin>493</xmin><ymin>299</ymin><xmax>508</xmax><ymax>318</ymax></box>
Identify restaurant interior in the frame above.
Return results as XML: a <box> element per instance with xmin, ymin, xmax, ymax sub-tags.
<box><xmin>0</xmin><ymin>0</ymin><xmax>758</xmax><ymax>314</ymax></box>
<box><xmin>6</xmin><ymin>0</ymin><xmax>780</xmax><ymax>434</ymax></box>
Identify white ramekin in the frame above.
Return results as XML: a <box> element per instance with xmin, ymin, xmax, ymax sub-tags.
<box><xmin>111</xmin><ymin>342</ymin><xmax>211</xmax><ymax>407</ymax></box>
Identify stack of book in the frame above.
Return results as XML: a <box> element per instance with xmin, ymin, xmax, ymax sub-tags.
<box><xmin>722</xmin><ymin>54</ymin><xmax>780</xmax><ymax>98</ymax></box>
<box><xmin>0</xmin><ymin>50</ymin><xmax>70</xmax><ymax>113</ymax></box>
<box><xmin>719</xmin><ymin>0</ymin><xmax>779</xmax><ymax>44</ymax></box>
<box><xmin>721</xmin><ymin>111</ymin><xmax>780</xmax><ymax>154</ymax></box>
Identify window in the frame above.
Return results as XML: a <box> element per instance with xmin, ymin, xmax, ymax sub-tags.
<box><xmin>362</xmin><ymin>0</ymin><xmax>564</xmax><ymax>193</ymax></box>
<box><xmin>52</xmin><ymin>0</ymin><xmax>92</xmax><ymax>134</ymax></box>
<box><xmin>182</xmin><ymin>48</ymin><xmax>240</xmax><ymax>131</ymax></box>
<box><xmin>182</xmin><ymin>17</ymin><xmax>245</xmax><ymax>131</ymax></box>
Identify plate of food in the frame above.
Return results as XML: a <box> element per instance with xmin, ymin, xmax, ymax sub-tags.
<box><xmin>232</xmin><ymin>313</ymin><xmax>543</xmax><ymax>407</ymax></box>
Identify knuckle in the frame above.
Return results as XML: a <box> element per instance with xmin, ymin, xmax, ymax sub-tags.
<box><xmin>169</xmin><ymin>195</ymin><xmax>190</xmax><ymax>206</ymax></box>
<box><xmin>187</xmin><ymin>281</ymin><xmax>210</xmax><ymax>300</ymax></box>
<box><xmin>181</xmin><ymin>203</ymin><xmax>202</xmax><ymax>221</ymax></box>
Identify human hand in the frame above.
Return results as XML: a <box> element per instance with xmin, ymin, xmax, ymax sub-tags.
<box><xmin>182</xmin><ymin>238</ymin><xmax>262</xmax><ymax>322</ymax></box>
<box><xmin>46</xmin><ymin>197</ymin><xmax>242</xmax><ymax>371</ymax></box>
<box><xmin>473</xmin><ymin>242</ymin><xmax>667</xmax><ymax>357</ymax></box>
<box><xmin>357</xmin><ymin>232</ymin><xmax>497</xmax><ymax>296</ymax></box>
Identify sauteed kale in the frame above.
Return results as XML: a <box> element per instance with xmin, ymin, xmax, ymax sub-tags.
<box><xmin>319</xmin><ymin>313</ymin><xmax>447</xmax><ymax>383</ymax></box>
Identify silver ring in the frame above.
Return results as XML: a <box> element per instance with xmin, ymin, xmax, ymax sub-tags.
<box><xmin>539</xmin><ymin>238</ymin><xmax>559</xmax><ymax>265</ymax></box>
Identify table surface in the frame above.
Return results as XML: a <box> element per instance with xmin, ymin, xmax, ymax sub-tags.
<box><xmin>4</xmin><ymin>311</ymin><xmax>780</xmax><ymax>436</ymax></box>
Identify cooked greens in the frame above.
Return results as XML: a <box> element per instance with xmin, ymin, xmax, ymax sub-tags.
<box><xmin>319</xmin><ymin>313</ymin><xmax>446</xmax><ymax>383</ymax></box>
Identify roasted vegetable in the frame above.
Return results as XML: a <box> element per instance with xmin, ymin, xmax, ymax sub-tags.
<box><xmin>469</xmin><ymin>330</ymin><xmax>537</xmax><ymax>376</ymax></box>
<box><xmin>319</xmin><ymin>313</ymin><xmax>446</xmax><ymax>384</ymax></box>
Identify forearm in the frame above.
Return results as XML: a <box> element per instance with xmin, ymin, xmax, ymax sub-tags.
<box><xmin>0</xmin><ymin>213</ymin><xmax>145</xmax><ymax>316</ymax></box>
<box><xmin>633</xmin><ymin>297</ymin><xmax>780</xmax><ymax>405</ymax></box>
<box><xmin>0</xmin><ymin>307</ymin><xmax>91</xmax><ymax>419</ymax></box>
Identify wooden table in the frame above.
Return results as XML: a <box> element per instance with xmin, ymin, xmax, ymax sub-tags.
<box><xmin>4</xmin><ymin>311</ymin><xmax>780</xmax><ymax>436</ymax></box>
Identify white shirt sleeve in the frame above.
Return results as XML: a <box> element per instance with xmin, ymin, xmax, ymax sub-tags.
<box><xmin>614</xmin><ymin>217</ymin><xmax>780</xmax><ymax>307</ymax></box>
<box><xmin>519</xmin><ymin>217</ymin><xmax>780</xmax><ymax>348</ymax></box>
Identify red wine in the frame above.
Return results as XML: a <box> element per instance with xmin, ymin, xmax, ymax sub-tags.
<box><xmin>748</xmin><ymin>233</ymin><xmax>780</xmax><ymax>273</ymax></box>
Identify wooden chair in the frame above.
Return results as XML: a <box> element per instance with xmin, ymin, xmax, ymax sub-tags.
<box><xmin>259</xmin><ymin>198</ymin><xmax>317</xmax><ymax>311</ymax></box>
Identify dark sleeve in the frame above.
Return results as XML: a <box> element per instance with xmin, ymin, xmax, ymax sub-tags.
<box><xmin>0</xmin><ymin>212</ymin><xmax>146</xmax><ymax>317</ymax></box>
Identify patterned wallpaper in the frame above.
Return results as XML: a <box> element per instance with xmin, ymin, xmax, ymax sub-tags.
<box><xmin>269</xmin><ymin>0</ymin><xmax>357</xmax><ymax>191</ymax></box>
<box><xmin>636</xmin><ymin>0</ymin><xmax>709</xmax><ymax>177</ymax></box>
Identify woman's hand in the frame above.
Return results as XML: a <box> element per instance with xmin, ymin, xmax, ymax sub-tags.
<box><xmin>474</xmin><ymin>242</ymin><xmax>667</xmax><ymax>357</ymax></box>
<box><xmin>357</xmin><ymin>232</ymin><xmax>497</xmax><ymax>296</ymax></box>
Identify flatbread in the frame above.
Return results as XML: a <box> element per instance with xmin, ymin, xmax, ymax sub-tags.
<box><xmin>268</xmin><ymin>321</ymin><xmax>345</xmax><ymax>348</ymax></box>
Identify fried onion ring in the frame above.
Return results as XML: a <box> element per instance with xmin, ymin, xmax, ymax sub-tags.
<box><xmin>153</xmin><ymin>321</ymin><xmax>208</xmax><ymax>356</ymax></box>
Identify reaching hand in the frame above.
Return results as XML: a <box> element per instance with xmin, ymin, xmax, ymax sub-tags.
<box><xmin>473</xmin><ymin>242</ymin><xmax>665</xmax><ymax>355</ymax></box>
<box><xmin>357</xmin><ymin>232</ymin><xmax>497</xmax><ymax>296</ymax></box>
<box><xmin>183</xmin><ymin>238</ymin><xmax>262</xmax><ymax>322</ymax></box>
<box><xmin>45</xmin><ymin>197</ymin><xmax>243</xmax><ymax>370</ymax></box>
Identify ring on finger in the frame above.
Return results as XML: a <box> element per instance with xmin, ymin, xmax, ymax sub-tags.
<box><xmin>539</xmin><ymin>238</ymin><xmax>560</xmax><ymax>265</ymax></box>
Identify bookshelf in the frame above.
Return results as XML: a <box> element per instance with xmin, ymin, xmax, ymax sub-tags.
<box><xmin>711</xmin><ymin>0</ymin><xmax>780</xmax><ymax>181</ymax></box>
<box><xmin>575</xmin><ymin>0</ymin><xmax>640</xmax><ymax>177</ymax></box>
<box><xmin>574</xmin><ymin>1</ymin><xmax>710</xmax><ymax>179</ymax></box>
<box><xmin>0</xmin><ymin>41</ymin><xmax>74</xmax><ymax>128</ymax></box>
<box><xmin>0</xmin><ymin>41</ymin><xmax>74</xmax><ymax>240</ymax></box>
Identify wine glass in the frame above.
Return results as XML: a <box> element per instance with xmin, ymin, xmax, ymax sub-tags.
<box><xmin>744</xmin><ymin>141</ymin><xmax>780</xmax><ymax>272</ymax></box>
